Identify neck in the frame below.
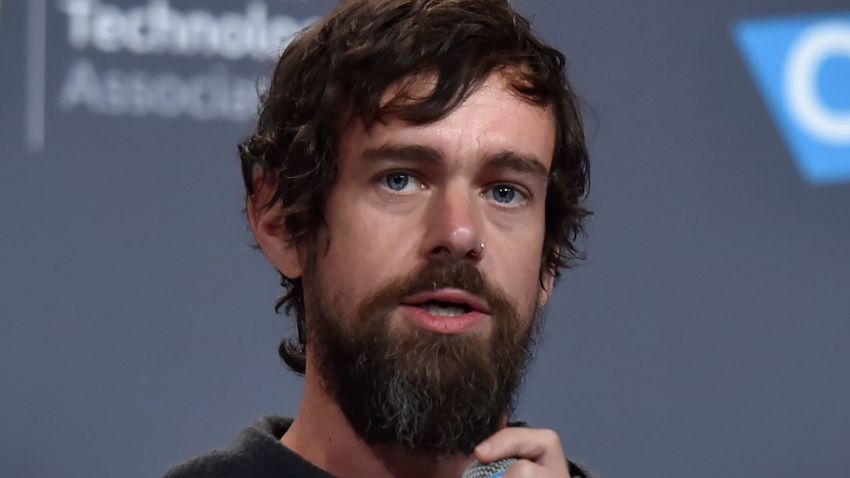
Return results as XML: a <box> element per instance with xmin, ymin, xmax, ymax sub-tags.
<box><xmin>281</xmin><ymin>362</ymin><xmax>478</xmax><ymax>478</ymax></box>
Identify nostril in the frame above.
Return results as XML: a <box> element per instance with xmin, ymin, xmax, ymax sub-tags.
<box><xmin>429</xmin><ymin>245</ymin><xmax>452</xmax><ymax>259</ymax></box>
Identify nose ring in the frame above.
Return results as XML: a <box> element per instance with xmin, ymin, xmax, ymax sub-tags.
<box><xmin>471</xmin><ymin>241</ymin><xmax>485</xmax><ymax>257</ymax></box>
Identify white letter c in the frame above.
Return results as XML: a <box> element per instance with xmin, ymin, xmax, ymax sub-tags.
<box><xmin>785</xmin><ymin>23</ymin><xmax>850</xmax><ymax>145</ymax></box>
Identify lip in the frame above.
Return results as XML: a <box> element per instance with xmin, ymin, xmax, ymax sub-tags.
<box><xmin>400</xmin><ymin>288</ymin><xmax>491</xmax><ymax>314</ymax></box>
<box><xmin>398</xmin><ymin>288</ymin><xmax>491</xmax><ymax>334</ymax></box>
<box><xmin>398</xmin><ymin>305</ymin><xmax>488</xmax><ymax>334</ymax></box>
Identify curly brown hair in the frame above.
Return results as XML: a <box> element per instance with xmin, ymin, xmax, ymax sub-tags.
<box><xmin>239</xmin><ymin>0</ymin><xmax>590</xmax><ymax>375</ymax></box>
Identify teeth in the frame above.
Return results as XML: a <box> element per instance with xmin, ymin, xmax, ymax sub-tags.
<box><xmin>425</xmin><ymin>304</ymin><xmax>467</xmax><ymax>317</ymax></box>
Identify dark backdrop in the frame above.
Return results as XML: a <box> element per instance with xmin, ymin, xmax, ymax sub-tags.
<box><xmin>2</xmin><ymin>1</ymin><xmax>848</xmax><ymax>477</ymax></box>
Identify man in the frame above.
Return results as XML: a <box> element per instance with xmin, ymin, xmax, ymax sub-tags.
<box><xmin>164</xmin><ymin>0</ymin><xmax>590</xmax><ymax>477</ymax></box>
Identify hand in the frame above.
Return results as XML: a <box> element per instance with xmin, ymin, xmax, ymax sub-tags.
<box><xmin>474</xmin><ymin>427</ymin><xmax>570</xmax><ymax>478</ymax></box>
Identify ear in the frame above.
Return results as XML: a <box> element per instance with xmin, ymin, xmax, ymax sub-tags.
<box><xmin>537</xmin><ymin>246</ymin><xmax>558</xmax><ymax>307</ymax></box>
<box><xmin>247</xmin><ymin>167</ymin><xmax>303</xmax><ymax>279</ymax></box>
<box><xmin>538</xmin><ymin>266</ymin><xmax>556</xmax><ymax>307</ymax></box>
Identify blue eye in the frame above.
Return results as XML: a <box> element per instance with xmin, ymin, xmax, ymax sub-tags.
<box><xmin>490</xmin><ymin>185</ymin><xmax>521</xmax><ymax>205</ymax></box>
<box><xmin>384</xmin><ymin>173</ymin><xmax>411</xmax><ymax>191</ymax></box>
<box><xmin>381</xmin><ymin>172</ymin><xmax>423</xmax><ymax>193</ymax></box>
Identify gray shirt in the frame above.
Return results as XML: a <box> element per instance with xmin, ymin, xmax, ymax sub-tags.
<box><xmin>163</xmin><ymin>415</ymin><xmax>591</xmax><ymax>478</ymax></box>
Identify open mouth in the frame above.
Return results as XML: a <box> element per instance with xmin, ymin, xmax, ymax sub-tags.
<box><xmin>418</xmin><ymin>300</ymin><xmax>474</xmax><ymax>317</ymax></box>
<box><xmin>400</xmin><ymin>288</ymin><xmax>490</xmax><ymax>316</ymax></box>
<box><xmin>398</xmin><ymin>289</ymin><xmax>490</xmax><ymax>334</ymax></box>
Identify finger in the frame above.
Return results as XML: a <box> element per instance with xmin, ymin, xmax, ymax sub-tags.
<box><xmin>501</xmin><ymin>459</ymin><xmax>556</xmax><ymax>478</ymax></box>
<box><xmin>475</xmin><ymin>427</ymin><xmax>568</xmax><ymax>474</ymax></box>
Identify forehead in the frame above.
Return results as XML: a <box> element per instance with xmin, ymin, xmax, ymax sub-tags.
<box><xmin>339</xmin><ymin>71</ymin><xmax>557</xmax><ymax>172</ymax></box>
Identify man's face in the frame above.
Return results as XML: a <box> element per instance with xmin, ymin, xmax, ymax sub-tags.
<box><xmin>304</xmin><ymin>71</ymin><xmax>556</xmax><ymax>454</ymax></box>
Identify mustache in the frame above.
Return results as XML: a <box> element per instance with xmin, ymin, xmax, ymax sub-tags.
<box><xmin>357</xmin><ymin>261</ymin><xmax>514</xmax><ymax>322</ymax></box>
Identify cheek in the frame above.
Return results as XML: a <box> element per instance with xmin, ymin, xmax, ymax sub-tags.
<box><xmin>318</xmin><ymin>190</ymin><xmax>417</xmax><ymax>305</ymax></box>
<box><xmin>316</xmin><ymin>215</ymin><xmax>373</xmax><ymax>302</ymax></box>
<box><xmin>489</xmin><ymin>224</ymin><xmax>546</xmax><ymax>312</ymax></box>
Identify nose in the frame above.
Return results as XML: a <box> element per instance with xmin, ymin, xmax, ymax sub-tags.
<box><xmin>422</xmin><ymin>184</ymin><xmax>485</xmax><ymax>263</ymax></box>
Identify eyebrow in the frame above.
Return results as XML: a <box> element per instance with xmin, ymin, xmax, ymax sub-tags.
<box><xmin>360</xmin><ymin>143</ymin><xmax>549</xmax><ymax>180</ymax></box>
<box><xmin>360</xmin><ymin>143</ymin><xmax>444</xmax><ymax>165</ymax></box>
<box><xmin>484</xmin><ymin>150</ymin><xmax>549</xmax><ymax>181</ymax></box>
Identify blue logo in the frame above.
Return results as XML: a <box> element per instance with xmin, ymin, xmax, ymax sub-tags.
<box><xmin>735</xmin><ymin>13</ymin><xmax>850</xmax><ymax>184</ymax></box>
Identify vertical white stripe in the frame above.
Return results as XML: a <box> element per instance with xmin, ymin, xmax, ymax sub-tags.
<box><xmin>26</xmin><ymin>0</ymin><xmax>46</xmax><ymax>153</ymax></box>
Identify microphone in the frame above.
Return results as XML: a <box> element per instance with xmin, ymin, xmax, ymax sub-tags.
<box><xmin>462</xmin><ymin>457</ymin><xmax>517</xmax><ymax>478</ymax></box>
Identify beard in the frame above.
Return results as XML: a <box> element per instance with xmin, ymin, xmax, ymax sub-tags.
<box><xmin>305</xmin><ymin>260</ymin><xmax>542</xmax><ymax>456</ymax></box>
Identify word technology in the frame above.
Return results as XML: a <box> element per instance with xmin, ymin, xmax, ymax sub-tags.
<box><xmin>61</xmin><ymin>0</ymin><xmax>310</xmax><ymax>61</ymax></box>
